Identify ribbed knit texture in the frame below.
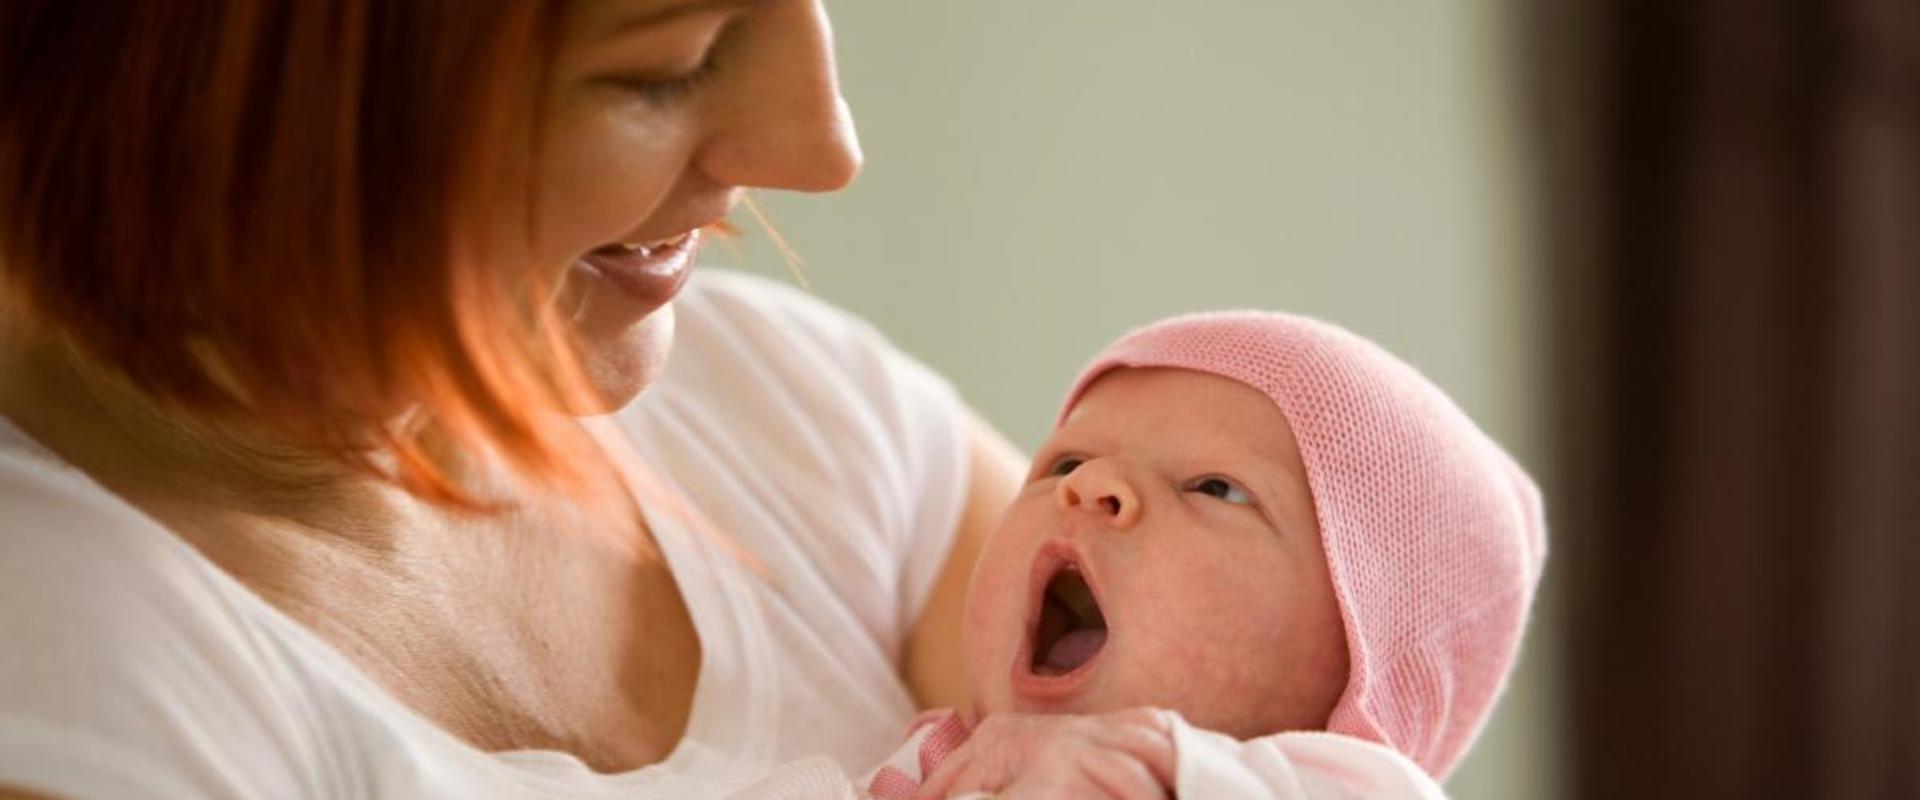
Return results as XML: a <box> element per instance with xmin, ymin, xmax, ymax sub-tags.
<box><xmin>1058</xmin><ymin>311</ymin><xmax>1547</xmax><ymax>779</ymax></box>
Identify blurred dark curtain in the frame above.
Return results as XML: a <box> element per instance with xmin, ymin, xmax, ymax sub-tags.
<box><xmin>1529</xmin><ymin>0</ymin><xmax>1920</xmax><ymax>798</ymax></box>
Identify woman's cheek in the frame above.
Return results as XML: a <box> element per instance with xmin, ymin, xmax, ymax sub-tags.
<box><xmin>532</xmin><ymin>103</ymin><xmax>693</xmax><ymax>260</ymax></box>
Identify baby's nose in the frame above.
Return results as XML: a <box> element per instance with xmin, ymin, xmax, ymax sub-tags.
<box><xmin>1055</xmin><ymin>461</ymin><xmax>1143</xmax><ymax>530</ymax></box>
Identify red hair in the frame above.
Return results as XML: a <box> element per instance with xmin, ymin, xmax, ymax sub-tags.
<box><xmin>0</xmin><ymin>2</ymin><xmax>601</xmax><ymax>507</ymax></box>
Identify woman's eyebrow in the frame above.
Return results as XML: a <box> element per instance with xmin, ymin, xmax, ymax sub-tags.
<box><xmin>602</xmin><ymin>0</ymin><xmax>769</xmax><ymax>37</ymax></box>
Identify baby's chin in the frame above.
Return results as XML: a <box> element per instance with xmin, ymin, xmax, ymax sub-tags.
<box><xmin>979</xmin><ymin>666</ymin><xmax>1284</xmax><ymax>739</ymax></box>
<box><xmin>979</xmin><ymin>660</ymin><xmax>1131</xmax><ymax>718</ymax></box>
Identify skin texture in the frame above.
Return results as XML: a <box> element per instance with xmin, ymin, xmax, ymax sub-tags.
<box><xmin>962</xmin><ymin>368</ymin><xmax>1352</xmax><ymax>742</ymax></box>
<box><xmin>0</xmin><ymin>0</ymin><xmax>1021</xmax><ymax>786</ymax></box>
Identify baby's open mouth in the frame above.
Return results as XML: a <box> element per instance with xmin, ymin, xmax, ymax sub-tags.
<box><xmin>1030</xmin><ymin>564</ymin><xmax>1108</xmax><ymax>676</ymax></box>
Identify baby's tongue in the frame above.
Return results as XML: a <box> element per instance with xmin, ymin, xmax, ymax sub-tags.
<box><xmin>1039</xmin><ymin>628</ymin><xmax>1107</xmax><ymax>674</ymax></box>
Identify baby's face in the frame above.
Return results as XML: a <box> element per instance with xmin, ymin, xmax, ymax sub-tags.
<box><xmin>961</xmin><ymin>367</ymin><xmax>1349</xmax><ymax>738</ymax></box>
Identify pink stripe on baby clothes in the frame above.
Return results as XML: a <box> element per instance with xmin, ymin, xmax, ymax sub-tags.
<box><xmin>865</xmin><ymin>709</ymin><xmax>973</xmax><ymax>799</ymax></box>
<box><xmin>917</xmin><ymin>712</ymin><xmax>970</xmax><ymax>779</ymax></box>
<box><xmin>866</xmin><ymin>766</ymin><xmax>919</xmax><ymax>800</ymax></box>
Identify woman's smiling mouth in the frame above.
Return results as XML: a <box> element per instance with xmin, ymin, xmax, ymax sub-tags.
<box><xmin>577</xmin><ymin>228</ymin><xmax>701</xmax><ymax>307</ymax></box>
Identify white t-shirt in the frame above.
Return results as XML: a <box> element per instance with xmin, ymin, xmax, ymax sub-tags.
<box><xmin>0</xmin><ymin>270</ymin><xmax>971</xmax><ymax>799</ymax></box>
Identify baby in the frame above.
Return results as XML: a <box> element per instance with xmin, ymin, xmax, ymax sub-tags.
<box><xmin>865</xmin><ymin>312</ymin><xmax>1546</xmax><ymax>799</ymax></box>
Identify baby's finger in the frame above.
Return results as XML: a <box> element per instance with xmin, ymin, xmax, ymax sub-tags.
<box><xmin>1081</xmin><ymin>746</ymin><xmax>1172</xmax><ymax>800</ymax></box>
<box><xmin>995</xmin><ymin>748</ymin><xmax>1165</xmax><ymax>800</ymax></box>
<box><xmin>913</xmin><ymin>739</ymin><xmax>983</xmax><ymax>800</ymax></box>
<box><xmin>1086</xmin><ymin>711</ymin><xmax>1177</xmax><ymax>788</ymax></box>
<box><xmin>1101</xmin><ymin>707</ymin><xmax>1174</xmax><ymax>731</ymax></box>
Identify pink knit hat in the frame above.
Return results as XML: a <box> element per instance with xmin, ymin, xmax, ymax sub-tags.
<box><xmin>1058</xmin><ymin>311</ymin><xmax>1547</xmax><ymax>779</ymax></box>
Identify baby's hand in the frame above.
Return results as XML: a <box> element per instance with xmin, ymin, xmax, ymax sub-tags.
<box><xmin>912</xmin><ymin>708</ymin><xmax>1177</xmax><ymax>800</ymax></box>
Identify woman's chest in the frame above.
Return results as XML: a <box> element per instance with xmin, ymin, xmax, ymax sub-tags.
<box><xmin>373</xmin><ymin>536</ymin><xmax>703</xmax><ymax>773</ymax></box>
<box><xmin>182</xmin><ymin>504</ymin><xmax>708</xmax><ymax>774</ymax></box>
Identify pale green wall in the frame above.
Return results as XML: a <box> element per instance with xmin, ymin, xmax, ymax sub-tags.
<box><xmin>714</xmin><ymin>2</ymin><xmax>1562</xmax><ymax>796</ymax></box>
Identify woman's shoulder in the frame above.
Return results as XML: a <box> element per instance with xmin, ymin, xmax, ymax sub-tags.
<box><xmin>0</xmin><ymin>423</ymin><xmax>341</xmax><ymax>797</ymax></box>
<box><xmin>649</xmin><ymin>268</ymin><xmax>967</xmax><ymax>486</ymax></box>
<box><xmin>673</xmin><ymin>267</ymin><xmax>876</xmax><ymax>338</ymax></box>
<box><xmin>0</xmin><ymin>425</ymin><xmax>199</xmax><ymax>594</ymax></box>
<box><xmin>0</xmin><ymin>422</ymin><xmax>267</xmax><ymax>696</ymax></box>
<box><xmin>669</xmin><ymin>268</ymin><xmax>942</xmax><ymax>394</ymax></box>
<box><xmin>621</xmin><ymin>269</ymin><xmax>974</xmax><ymax>679</ymax></box>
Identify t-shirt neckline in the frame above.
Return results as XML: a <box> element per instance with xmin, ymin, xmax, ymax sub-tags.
<box><xmin>0</xmin><ymin>413</ymin><xmax>776</xmax><ymax>793</ymax></box>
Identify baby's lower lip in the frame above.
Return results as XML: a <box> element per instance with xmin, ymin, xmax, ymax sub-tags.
<box><xmin>1009</xmin><ymin>635</ymin><xmax>1108</xmax><ymax>704</ymax></box>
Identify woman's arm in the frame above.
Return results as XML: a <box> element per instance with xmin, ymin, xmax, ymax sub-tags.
<box><xmin>902</xmin><ymin>412</ymin><xmax>1026</xmax><ymax>711</ymax></box>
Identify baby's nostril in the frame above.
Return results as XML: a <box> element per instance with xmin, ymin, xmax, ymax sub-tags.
<box><xmin>1099</xmin><ymin>496</ymin><xmax>1121</xmax><ymax>516</ymax></box>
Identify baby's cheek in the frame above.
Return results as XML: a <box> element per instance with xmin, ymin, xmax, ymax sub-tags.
<box><xmin>957</xmin><ymin>569</ymin><xmax>1020</xmax><ymax>713</ymax></box>
<box><xmin>1116</xmin><ymin>573</ymin><xmax>1295</xmax><ymax>733</ymax></box>
<box><xmin>1210</xmin><ymin>591</ymin><xmax>1347</xmax><ymax>735</ymax></box>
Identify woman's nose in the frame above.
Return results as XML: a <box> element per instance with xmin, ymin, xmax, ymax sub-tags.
<box><xmin>1055</xmin><ymin>460</ymin><xmax>1143</xmax><ymax>530</ymax></box>
<box><xmin>696</xmin><ymin>1</ymin><xmax>863</xmax><ymax>193</ymax></box>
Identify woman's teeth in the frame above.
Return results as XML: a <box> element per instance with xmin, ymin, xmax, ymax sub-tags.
<box><xmin>612</xmin><ymin>231</ymin><xmax>693</xmax><ymax>257</ymax></box>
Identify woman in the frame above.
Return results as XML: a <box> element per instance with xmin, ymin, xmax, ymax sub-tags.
<box><xmin>0</xmin><ymin>1</ymin><xmax>1026</xmax><ymax>797</ymax></box>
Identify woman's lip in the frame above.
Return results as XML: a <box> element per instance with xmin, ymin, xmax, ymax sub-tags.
<box><xmin>576</xmin><ymin>229</ymin><xmax>700</xmax><ymax>307</ymax></box>
<box><xmin>1009</xmin><ymin>540</ymin><xmax>1110</xmax><ymax>704</ymax></box>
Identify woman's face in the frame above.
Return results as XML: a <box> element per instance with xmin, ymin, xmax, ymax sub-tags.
<box><xmin>528</xmin><ymin>0</ymin><xmax>860</xmax><ymax>404</ymax></box>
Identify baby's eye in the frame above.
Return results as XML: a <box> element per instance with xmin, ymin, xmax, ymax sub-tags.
<box><xmin>1047</xmin><ymin>456</ymin><xmax>1085</xmax><ymax>477</ymax></box>
<box><xmin>1187</xmin><ymin>475</ymin><xmax>1254</xmax><ymax>506</ymax></box>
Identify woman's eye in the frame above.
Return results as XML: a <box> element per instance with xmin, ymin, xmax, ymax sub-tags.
<box><xmin>1047</xmin><ymin>456</ymin><xmax>1084</xmax><ymax>477</ymax></box>
<box><xmin>1187</xmin><ymin>475</ymin><xmax>1254</xmax><ymax>506</ymax></box>
<box><xmin>610</xmin><ymin>53</ymin><xmax>720</xmax><ymax>106</ymax></box>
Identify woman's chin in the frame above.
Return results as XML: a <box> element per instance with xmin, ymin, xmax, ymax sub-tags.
<box><xmin>572</xmin><ymin>304</ymin><xmax>675</xmax><ymax>414</ymax></box>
